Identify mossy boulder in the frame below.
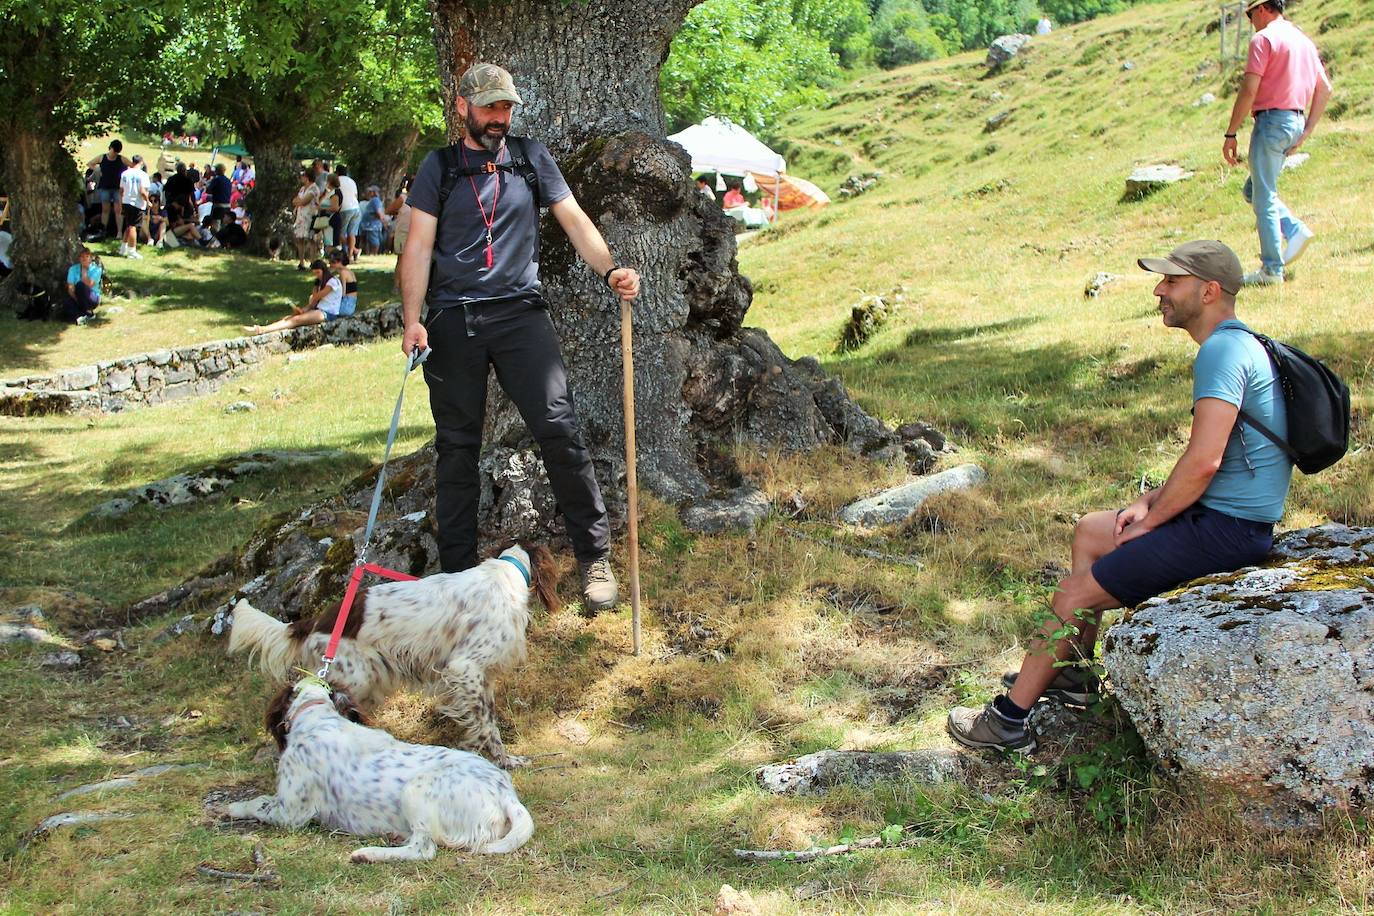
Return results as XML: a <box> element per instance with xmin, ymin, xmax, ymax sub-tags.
<box><xmin>1103</xmin><ymin>524</ymin><xmax>1374</xmax><ymax>829</ymax></box>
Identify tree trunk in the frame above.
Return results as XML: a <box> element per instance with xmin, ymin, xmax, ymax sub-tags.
<box><xmin>426</xmin><ymin>0</ymin><xmax>901</xmax><ymax>532</ymax></box>
<box><xmin>239</xmin><ymin>132</ymin><xmax>299</xmax><ymax>258</ymax></box>
<box><xmin>0</xmin><ymin>128</ymin><xmax>81</xmax><ymax>314</ymax></box>
<box><xmin>343</xmin><ymin>124</ymin><xmax>420</xmax><ymax>199</ymax></box>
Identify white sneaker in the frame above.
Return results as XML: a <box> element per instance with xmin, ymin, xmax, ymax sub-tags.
<box><xmin>1243</xmin><ymin>268</ymin><xmax>1283</xmax><ymax>287</ymax></box>
<box><xmin>118</xmin><ymin>243</ymin><xmax>129</xmax><ymax>256</ymax></box>
<box><xmin>129</xmin><ymin>249</ymin><xmax>143</xmax><ymax>259</ymax></box>
<box><xmin>1283</xmin><ymin>226</ymin><xmax>1314</xmax><ymax>265</ymax></box>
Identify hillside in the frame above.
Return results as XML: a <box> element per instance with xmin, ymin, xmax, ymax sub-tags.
<box><xmin>2</xmin><ymin>2</ymin><xmax>1372</xmax><ymax>911</ymax></box>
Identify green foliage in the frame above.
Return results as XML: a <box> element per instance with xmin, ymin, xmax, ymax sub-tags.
<box><xmin>0</xmin><ymin>0</ymin><xmax>199</xmax><ymax>138</ymax></box>
<box><xmin>661</xmin><ymin>0</ymin><xmax>866</xmax><ymax>132</ymax></box>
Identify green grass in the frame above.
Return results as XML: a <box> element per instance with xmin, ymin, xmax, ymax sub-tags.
<box><xmin>2</xmin><ymin>1</ymin><xmax>1373</xmax><ymax>911</ymax></box>
<box><xmin>1</xmin><ymin>244</ymin><xmax>400</xmax><ymax>378</ymax></box>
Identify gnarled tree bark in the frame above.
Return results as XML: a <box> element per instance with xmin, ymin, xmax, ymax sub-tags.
<box><xmin>0</xmin><ymin>129</ymin><xmax>81</xmax><ymax>314</ymax></box>
<box><xmin>237</xmin><ymin>131</ymin><xmax>299</xmax><ymax>258</ymax></box>
<box><xmin>428</xmin><ymin>0</ymin><xmax>899</xmax><ymax>523</ymax></box>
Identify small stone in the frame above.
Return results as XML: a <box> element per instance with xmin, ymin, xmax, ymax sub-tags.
<box><xmin>91</xmin><ymin>638</ymin><xmax>118</xmax><ymax>652</ymax></box>
<box><xmin>984</xmin><ymin>111</ymin><xmax>1011</xmax><ymax>132</ymax></box>
<box><xmin>1125</xmin><ymin>164</ymin><xmax>1194</xmax><ymax>200</ymax></box>
<box><xmin>224</xmin><ymin>401</ymin><xmax>257</xmax><ymax>413</ymax></box>
<box><xmin>0</xmin><ymin>623</ymin><xmax>57</xmax><ymax>644</ymax></box>
<box><xmin>1195</xmin><ymin>92</ymin><xmax>1217</xmax><ymax>106</ymax></box>
<box><xmin>986</xmin><ymin>33</ymin><xmax>1031</xmax><ymax>69</ymax></box>
<box><xmin>838</xmin><ymin>464</ymin><xmax>987</xmax><ymax>527</ymax></box>
<box><xmin>188</xmin><ymin>709</ymin><xmax>204</xmax><ymax>719</ymax></box>
<box><xmin>1121</xmin><ymin>60</ymin><xmax>1135</xmax><ymax>70</ymax></box>
<box><xmin>9</xmin><ymin>605</ymin><xmax>44</xmax><ymax>623</ymax></box>
<box><xmin>714</xmin><ymin>885</ymin><xmax>760</xmax><ymax>916</ymax></box>
<box><xmin>1084</xmin><ymin>271</ymin><xmax>1121</xmax><ymax>298</ymax></box>
<box><xmin>1282</xmin><ymin>152</ymin><xmax>1310</xmax><ymax>171</ymax></box>
<box><xmin>554</xmin><ymin>719</ymin><xmax>591</xmax><ymax>746</ymax></box>
<box><xmin>681</xmin><ymin>487</ymin><xmax>772</xmax><ymax>534</ymax></box>
<box><xmin>40</xmin><ymin>651</ymin><xmax>82</xmax><ymax>670</ymax></box>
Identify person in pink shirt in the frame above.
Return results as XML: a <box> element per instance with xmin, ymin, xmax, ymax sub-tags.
<box><xmin>1222</xmin><ymin>0</ymin><xmax>1332</xmax><ymax>286</ymax></box>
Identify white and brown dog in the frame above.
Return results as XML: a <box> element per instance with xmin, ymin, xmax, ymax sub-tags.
<box><xmin>221</xmin><ymin>678</ymin><xmax>533</xmax><ymax>862</ymax></box>
<box><xmin>228</xmin><ymin>542</ymin><xmax>558</xmax><ymax>768</ymax></box>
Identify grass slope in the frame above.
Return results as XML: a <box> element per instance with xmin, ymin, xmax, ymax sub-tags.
<box><xmin>2</xmin><ymin>2</ymin><xmax>1372</xmax><ymax>911</ymax></box>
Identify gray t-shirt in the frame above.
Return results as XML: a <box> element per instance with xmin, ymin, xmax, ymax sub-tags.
<box><xmin>408</xmin><ymin>138</ymin><xmax>571</xmax><ymax>308</ymax></box>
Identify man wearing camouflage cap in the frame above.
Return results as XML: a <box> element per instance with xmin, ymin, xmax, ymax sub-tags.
<box><xmin>948</xmin><ymin>240</ymin><xmax>1294</xmax><ymax>753</ymax></box>
<box><xmin>398</xmin><ymin>63</ymin><xmax>640</xmax><ymax>613</ymax></box>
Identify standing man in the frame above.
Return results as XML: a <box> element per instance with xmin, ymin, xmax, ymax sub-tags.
<box><xmin>335</xmin><ymin>165</ymin><xmax>362</xmax><ymax>262</ymax></box>
<box><xmin>206</xmin><ymin>163</ymin><xmax>234</xmax><ymax>224</ymax></box>
<box><xmin>948</xmin><ymin>241</ymin><xmax>1292</xmax><ymax>753</ymax></box>
<box><xmin>87</xmin><ymin>140</ymin><xmax>131</xmax><ymax>240</ymax></box>
<box><xmin>1222</xmin><ymin>0</ymin><xmax>1332</xmax><ymax>286</ymax></box>
<box><xmin>118</xmin><ymin>156</ymin><xmax>150</xmax><ymax>259</ymax></box>
<box><xmin>398</xmin><ymin>63</ymin><xmax>640</xmax><ymax>612</ymax></box>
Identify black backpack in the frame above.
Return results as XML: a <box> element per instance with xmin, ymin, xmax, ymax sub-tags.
<box><xmin>428</xmin><ymin>137</ymin><xmax>542</xmax><ymax>296</ymax></box>
<box><xmin>1238</xmin><ymin>331</ymin><xmax>1350</xmax><ymax>475</ymax></box>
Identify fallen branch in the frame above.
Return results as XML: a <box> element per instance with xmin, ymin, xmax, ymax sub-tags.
<box><xmin>196</xmin><ymin>864</ymin><xmax>281</xmax><ymax>885</ymax></box>
<box><xmin>734</xmin><ymin>836</ymin><xmax>884</xmax><ymax>862</ymax></box>
<box><xmin>781</xmin><ymin>527</ymin><xmax>924</xmax><ymax>568</ymax></box>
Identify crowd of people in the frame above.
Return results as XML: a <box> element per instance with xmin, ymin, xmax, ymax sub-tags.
<box><xmin>289</xmin><ymin>159</ymin><xmax>411</xmax><ymax>270</ymax></box>
<box><xmin>82</xmin><ymin>140</ymin><xmax>255</xmax><ymax>258</ymax></box>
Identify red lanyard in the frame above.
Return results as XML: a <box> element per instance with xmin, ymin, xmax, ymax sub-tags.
<box><xmin>462</xmin><ymin>144</ymin><xmax>505</xmax><ymax>269</ymax></box>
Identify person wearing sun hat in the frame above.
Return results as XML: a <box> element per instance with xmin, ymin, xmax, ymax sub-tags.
<box><xmin>947</xmin><ymin>240</ymin><xmax>1294</xmax><ymax>754</ymax></box>
<box><xmin>1222</xmin><ymin>0</ymin><xmax>1332</xmax><ymax>286</ymax></box>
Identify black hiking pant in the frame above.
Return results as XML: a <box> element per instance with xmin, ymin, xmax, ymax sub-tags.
<box><xmin>423</xmin><ymin>296</ymin><xmax>610</xmax><ymax>572</ymax></box>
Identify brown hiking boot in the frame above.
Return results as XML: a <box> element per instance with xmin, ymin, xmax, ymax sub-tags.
<box><xmin>946</xmin><ymin>702</ymin><xmax>1037</xmax><ymax>754</ymax></box>
<box><xmin>578</xmin><ymin>556</ymin><xmax>618</xmax><ymax>616</ymax></box>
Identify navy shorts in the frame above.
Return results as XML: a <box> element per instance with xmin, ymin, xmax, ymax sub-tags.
<box><xmin>1091</xmin><ymin>503</ymin><xmax>1274</xmax><ymax>608</ymax></box>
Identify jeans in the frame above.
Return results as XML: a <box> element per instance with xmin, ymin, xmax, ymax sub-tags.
<box><xmin>63</xmin><ymin>283</ymin><xmax>99</xmax><ymax>322</ymax></box>
<box><xmin>423</xmin><ymin>298</ymin><xmax>610</xmax><ymax>572</ymax></box>
<box><xmin>1242</xmin><ymin>109</ymin><xmax>1306</xmax><ymax>275</ymax></box>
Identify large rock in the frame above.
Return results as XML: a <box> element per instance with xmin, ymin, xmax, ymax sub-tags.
<box><xmin>986</xmin><ymin>34</ymin><xmax>1031</xmax><ymax>69</ymax></box>
<box><xmin>838</xmin><ymin>463</ymin><xmax>986</xmax><ymax>527</ymax></box>
<box><xmin>1103</xmin><ymin>524</ymin><xmax>1374</xmax><ymax>829</ymax></box>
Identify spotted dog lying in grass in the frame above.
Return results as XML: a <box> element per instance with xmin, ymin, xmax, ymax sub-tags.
<box><xmin>219</xmin><ymin>678</ymin><xmax>534</xmax><ymax>862</ymax></box>
<box><xmin>228</xmin><ymin>542</ymin><xmax>559</xmax><ymax>769</ymax></box>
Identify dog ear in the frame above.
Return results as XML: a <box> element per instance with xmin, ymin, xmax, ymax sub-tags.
<box><xmin>524</xmin><ymin>542</ymin><xmax>561</xmax><ymax>615</ymax></box>
<box><xmin>265</xmin><ymin>684</ymin><xmax>293</xmax><ymax>751</ymax></box>
<box><xmin>331</xmin><ymin>689</ymin><xmax>370</xmax><ymax>727</ymax></box>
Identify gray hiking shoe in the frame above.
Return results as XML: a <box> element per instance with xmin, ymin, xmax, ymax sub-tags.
<box><xmin>1000</xmin><ymin>666</ymin><xmax>1101</xmax><ymax>706</ymax></box>
<box><xmin>946</xmin><ymin>702</ymin><xmax>1037</xmax><ymax>754</ymax></box>
<box><xmin>578</xmin><ymin>556</ymin><xmax>618</xmax><ymax>616</ymax></box>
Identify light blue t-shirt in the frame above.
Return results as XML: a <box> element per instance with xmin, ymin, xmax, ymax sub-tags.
<box><xmin>1193</xmin><ymin>318</ymin><xmax>1292</xmax><ymax>523</ymax></box>
<box><xmin>66</xmin><ymin>262</ymin><xmax>104</xmax><ymax>292</ymax></box>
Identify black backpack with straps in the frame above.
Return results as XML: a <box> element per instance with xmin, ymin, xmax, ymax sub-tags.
<box><xmin>1238</xmin><ymin>330</ymin><xmax>1350</xmax><ymax>475</ymax></box>
<box><xmin>434</xmin><ymin>136</ymin><xmax>541</xmax><ymax>259</ymax></box>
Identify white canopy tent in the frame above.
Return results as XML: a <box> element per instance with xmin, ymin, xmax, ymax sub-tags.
<box><xmin>668</xmin><ymin>117</ymin><xmax>787</xmax><ymax>225</ymax></box>
<box><xmin>667</xmin><ymin>116</ymin><xmax>787</xmax><ymax>177</ymax></box>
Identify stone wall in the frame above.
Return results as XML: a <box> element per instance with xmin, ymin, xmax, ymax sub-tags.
<box><xmin>0</xmin><ymin>303</ymin><xmax>402</xmax><ymax>416</ymax></box>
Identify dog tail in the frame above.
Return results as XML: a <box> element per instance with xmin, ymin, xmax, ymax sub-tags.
<box><xmin>479</xmin><ymin>794</ymin><xmax>534</xmax><ymax>854</ymax></box>
<box><xmin>226</xmin><ymin>599</ymin><xmax>296</xmax><ymax>680</ymax></box>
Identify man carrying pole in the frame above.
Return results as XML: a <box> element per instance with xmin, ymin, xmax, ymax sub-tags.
<box><xmin>398</xmin><ymin>63</ymin><xmax>640</xmax><ymax>613</ymax></box>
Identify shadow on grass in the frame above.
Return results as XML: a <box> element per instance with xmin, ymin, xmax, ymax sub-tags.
<box><xmin>0</xmin><ymin>249</ymin><xmax>398</xmax><ymax>374</ymax></box>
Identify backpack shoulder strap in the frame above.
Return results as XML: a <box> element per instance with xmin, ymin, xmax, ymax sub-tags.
<box><xmin>508</xmin><ymin>136</ymin><xmax>541</xmax><ymax>201</ymax></box>
<box><xmin>1237</xmin><ymin>329</ymin><xmax>1300</xmax><ymax>461</ymax></box>
<box><xmin>436</xmin><ymin>144</ymin><xmax>464</xmax><ymax>211</ymax></box>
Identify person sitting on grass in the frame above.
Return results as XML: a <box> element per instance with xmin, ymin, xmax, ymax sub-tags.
<box><xmin>216</xmin><ymin>211</ymin><xmax>248</xmax><ymax>249</ymax></box>
<box><xmin>242</xmin><ymin>258</ymin><xmax>343</xmax><ymax>335</ymax></box>
<box><xmin>946</xmin><ymin>240</ymin><xmax>1294</xmax><ymax>754</ymax></box>
<box><xmin>63</xmin><ymin>247</ymin><xmax>104</xmax><ymax>324</ymax></box>
<box><xmin>327</xmin><ymin>249</ymin><xmax>358</xmax><ymax>317</ymax></box>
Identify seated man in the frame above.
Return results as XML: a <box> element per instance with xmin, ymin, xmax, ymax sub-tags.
<box><xmin>947</xmin><ymin>240</ymin><xmax>1294</xmax><ymax>753</ymax></box>
<box><xmin>63</xmin><ymin>248</ymin><xmax>104</xmax><ymax>324</ymax></box>
<box><xmin>216</xmin><ymin>211</ymin><xmax>248</xmax><ymax>249</ymax></box>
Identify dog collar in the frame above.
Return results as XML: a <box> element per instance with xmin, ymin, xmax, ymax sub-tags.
<box><xmin>498</xmin><ymin>554</ymin><xmax>531</xmax><ymax>587</ymax></box>
<box><xmin>286</xmin><ymin>698</ymin><xmax>330</xmax><ymax>732</ymax></box>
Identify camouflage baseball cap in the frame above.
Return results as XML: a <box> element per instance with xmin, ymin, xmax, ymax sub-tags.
<box><xmin>459</xmin><ymin>63</ymin><xmax>523</xmax><ymax>107</ymax></box>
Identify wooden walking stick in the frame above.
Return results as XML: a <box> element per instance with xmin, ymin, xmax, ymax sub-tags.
<box><xmin>620</xmin><ymin>297</ymin><xmax>642</xmax><ymax>656</ymax></box>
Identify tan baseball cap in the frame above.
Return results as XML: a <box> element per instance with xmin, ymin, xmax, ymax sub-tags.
<box><xmin>1137</xmin><ymin>240</ymin><xmax>1244</xmax><ymax>296</ymax></box>
<box><xmin>459</xmin><ymin>63</ymin><xmax>523</xmax><ymax>107</ymax></box>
